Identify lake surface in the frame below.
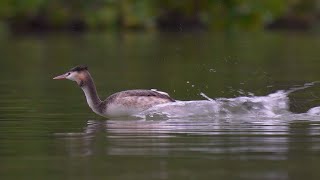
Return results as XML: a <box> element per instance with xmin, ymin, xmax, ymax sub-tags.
<box><xmin>1</xmin><ymin>31</ymin><xmax>320</xmax><ymax>180</ymax></box>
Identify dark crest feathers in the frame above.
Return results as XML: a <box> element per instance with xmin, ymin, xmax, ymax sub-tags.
<box><xmin>70</xmin><ymin>65</ymin><xmax>88</xmax><ymax>72</ymax></box>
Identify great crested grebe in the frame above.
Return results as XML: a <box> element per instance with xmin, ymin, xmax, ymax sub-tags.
<box><xmin>53</xmin><ymin>65</ymin><xmax>175</xmax><ymax>117</ymax></box>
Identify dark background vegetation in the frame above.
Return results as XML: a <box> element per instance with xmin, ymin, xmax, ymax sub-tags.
<box><xmin>0</xmin><ymin>0</ymin><xmax>319</xmax><ymax>32</ymax></box>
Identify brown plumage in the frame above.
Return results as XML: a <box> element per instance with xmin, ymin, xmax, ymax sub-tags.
<box><xmin>106</xmin><ymin>90</ymin><xmax>175</xmax><ymax>104</ymax></box>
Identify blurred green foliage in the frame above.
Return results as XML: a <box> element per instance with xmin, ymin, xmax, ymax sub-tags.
<box><xmin>0</xmin><ymin>0</ymin><xmax>318</xmax><ymax>31</ymax></box>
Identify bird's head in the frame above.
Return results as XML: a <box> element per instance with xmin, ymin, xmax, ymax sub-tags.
<box><xmin>53</xmin><ymin>65</ymin><xmax>89</xmax><ymax>87</ymax></box>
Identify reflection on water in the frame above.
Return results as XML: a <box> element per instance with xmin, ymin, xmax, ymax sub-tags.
<box><xmin>56</xmin><ymin>118</ymin><xmax>320</xmax><ymax>160</ymax></box>
<box><xmin>51</xmin><ymin>118</ymin><xmax>320</xmax><ymax>179</ymax></box>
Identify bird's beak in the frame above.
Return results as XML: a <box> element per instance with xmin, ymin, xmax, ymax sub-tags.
<box><xmin>53</xmin><ymin>73</ymin><xmax>67</xmax><ymax>80</ymax></box>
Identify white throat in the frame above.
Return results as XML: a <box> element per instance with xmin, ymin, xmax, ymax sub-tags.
<box><xmin>80</xmin><ymin>78</ymin><xmax>102</xmax><ymax>115</ymax></box>
<box><xmin>82</xmin><ymin>86</ymin><xmax>98</xmax><ymax>110</ymax></box>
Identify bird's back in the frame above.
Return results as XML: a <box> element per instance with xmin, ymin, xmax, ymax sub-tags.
<box><xmin>103</xmin><ymin>89</ymin><xmax>175</xmax><ymax>117</ymax></box>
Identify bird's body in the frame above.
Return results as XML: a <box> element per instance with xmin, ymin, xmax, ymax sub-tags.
<box><xmin>101</xmin><ymin>90</ymin><xmax>174</xmax><ymax>117</ymax></box>
<box><xmin>53</xmin><ymin>66</ymin><xmax>175</xmax><ymax>118</ymax></box>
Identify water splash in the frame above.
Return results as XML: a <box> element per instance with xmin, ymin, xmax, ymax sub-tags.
<box><xmin>136</xmin><ymin>90</ymin><xmax>289</xmax><ymax>120</ymax></box>
<box><xmin>134</xmin><ymin>82</ymin><xmax>320</xmax><ymax>120</ymax></box>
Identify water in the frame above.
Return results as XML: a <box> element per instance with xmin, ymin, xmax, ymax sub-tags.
<box><xmin>1</xmin><ymin>31</ymin><xmax>320</xmax><ymax>179</ymax></box>
<box><xmin>137</xmin><ymin>82</ymin><xmax>320</xmax><ymax>120</ymax></box>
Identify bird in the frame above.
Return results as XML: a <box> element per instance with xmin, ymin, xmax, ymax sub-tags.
<box><xmin>53</xmin><ymin>65</ymin><xmax>175</xmax><ymax>118</ymax></box>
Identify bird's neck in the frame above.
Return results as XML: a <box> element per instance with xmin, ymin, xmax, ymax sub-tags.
<box><xmin>81</xmin><ymin>74</ymin><xmax>102</xmax><ymax>114</ymax></box>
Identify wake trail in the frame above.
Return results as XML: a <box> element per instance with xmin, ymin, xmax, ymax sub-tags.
<box><xmin>133</xmin><ymin>82</ymin><xmax>320</xmax><ymax>120</ymax></box>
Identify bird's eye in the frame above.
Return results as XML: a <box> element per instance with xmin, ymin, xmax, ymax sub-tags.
<box><xmin>67</xmin><ymin>72</ymin><xmax>71</xmax><ymax>76</ymax></box>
